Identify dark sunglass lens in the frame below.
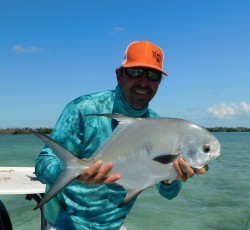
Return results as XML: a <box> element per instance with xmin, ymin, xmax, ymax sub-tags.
<box><xmin>148</xmin><ymin>70</ymin><xmax>162</xmax><ymax>81</ymax></box>
<box><xmin>125</xmin><ymin>68</ymin><xmax>161</xmax><ymax>81</ymax></box>
<box><xmin>126</xmin><ymin>68</ymin><xmax>143</xmax><ymax>77</ymax></box>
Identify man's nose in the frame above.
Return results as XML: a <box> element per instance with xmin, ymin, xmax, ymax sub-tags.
<box><xmin>137</xmin><ymin>73</ymin><xmax>149</xmax><ymax>86</ymax></box>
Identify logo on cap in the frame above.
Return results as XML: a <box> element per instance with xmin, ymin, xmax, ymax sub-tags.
<box><xmin>152</xmin><ymin>50</ymin><xmax>162</xmax><ymax>64</ymax></box>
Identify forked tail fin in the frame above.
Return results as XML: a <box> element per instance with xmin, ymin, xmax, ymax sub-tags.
<box><xmin>32</xmin><ymin>131</ymin><xmax>89</xmax><ymax>209</ymax></box>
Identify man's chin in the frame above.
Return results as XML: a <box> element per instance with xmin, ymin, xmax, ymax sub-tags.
<box><xmin>131</xmin><ymin>100</ymin><xmax>149</xmax><ymax>110</ymax></box>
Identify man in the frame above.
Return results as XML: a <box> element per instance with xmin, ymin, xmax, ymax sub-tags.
<box><xmin>35</xmin><ymin>41</ymin><xmax>207</xmax><ymax>230</ymax></box>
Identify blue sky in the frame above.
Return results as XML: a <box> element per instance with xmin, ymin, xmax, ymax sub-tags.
<box><xmin>1</xmin><ymin>0</ymin><xmax>250</xmax><ymax>128</ymax></box>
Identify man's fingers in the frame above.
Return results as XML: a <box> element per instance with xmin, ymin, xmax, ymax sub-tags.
<box><xmin>173</xmin><ymin>158</ymin><xmax>195</xmax><ymax>182</ymax></box>
<box><xmin>173</xmin><ymin>157</ymin><xmax>209</xmax><ymax>182</ymax></box>
<box><xmin>79</xmin><ymin>160</ymin><xmax>102</xmax><ymax>181</ymax></box>
<box><xmin>78</xmin><ymin>160</ymin><xmax>120</xmax><ymax>184</ymax></box>
<box><xmin>194</xmin><ymin>164</ymin><xmax>209</xmax><ymax>174</ymax></box>
<box><xmin>103</xmin><ymin>174</ymin><xmax>121</xmax><ymax>184</ymax></box>
<box><xmin>93</xmin><ymin>162</ymin><xmax>121</xmax><ymax>184</ymax></box>
<box><xmin>94</xmin><ymin>162</ymin><xmax>113</xmax><ymax>182</ymax></box>
<box><xmin>173</xmin><ymin>160</ymin><xmax>187</xmax><ymax>182</ymax></box>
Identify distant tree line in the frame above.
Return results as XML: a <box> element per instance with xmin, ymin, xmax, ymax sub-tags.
<box><xmin>0</xmin><ymin>128</ymin><xmax>52</xmax><ymax>135</ymax></box>
<box><xmin>0</xmin><ymin>127</ymin><xmax>250</xmax><ymax>135</ymax></box>
<box><xmin>206</xmin><ymin>127</ymin><xmax>250</xmax><ymax>132</ymax></box>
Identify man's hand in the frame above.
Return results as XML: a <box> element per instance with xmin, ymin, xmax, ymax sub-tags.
<box><xmin>173</xmin><ymin>157</ymin><xmax>208</xmax><ymax>182</ymax></box>
<box><xmin>77</xmin><ymin>160</ymin><xmax>120</xmax><ymax>185</ymax></box>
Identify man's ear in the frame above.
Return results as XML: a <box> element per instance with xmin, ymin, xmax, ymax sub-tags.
<box><xmin>116</xmin><ymin>67</ymin><xmax>122</xmax><ymax>84</ymax></box>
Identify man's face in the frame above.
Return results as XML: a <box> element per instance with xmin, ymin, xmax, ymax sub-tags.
<box><xmin>116</xmin><ymin>67</ymin><xmax>161</xmax><ymax>110</ymax></box>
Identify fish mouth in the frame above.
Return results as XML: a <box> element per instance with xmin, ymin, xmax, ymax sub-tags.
<box><xmin>209</xmin><ymin>149</ymin><xmax>221</xmax><ymax>160</ymax></box>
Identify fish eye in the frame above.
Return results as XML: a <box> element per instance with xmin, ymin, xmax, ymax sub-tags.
<box><xmin>203</xmin><ymin>145</ymin><xmax>210</xmax><ymax>153</ymax></box>
<box><xmin>203</xmin><ymin>144</ymin><xmax>210</xmax><ymax>153</ymax></box>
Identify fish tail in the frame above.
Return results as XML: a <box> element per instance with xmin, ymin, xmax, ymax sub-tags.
<box><xmin>32</xmin><ymin>131</ymin><xmax>89</xmax><ymax>209</ymax></box>
<box><xmin>34</xmin><ymin>159</ymin><xmax>82</xmax><ymax>210</ymax></box>
<box><xmin>32</xmin><ymin>131</ymin><xmax>79</xmax><ymax>166</ymax></box>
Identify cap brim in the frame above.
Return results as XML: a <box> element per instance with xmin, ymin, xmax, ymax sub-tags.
<box><xmin>122</xmin><ymin>62</ymin><xmax>168</xmax><ymax>76</ymax></box>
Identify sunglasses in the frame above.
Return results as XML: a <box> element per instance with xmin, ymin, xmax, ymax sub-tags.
<box><xmin>124</xmin><ymin>68</ymin><xmax>162</xmax><ymax>82</ymax></box>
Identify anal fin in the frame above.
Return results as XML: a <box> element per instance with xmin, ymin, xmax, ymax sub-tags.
<box><xmin>118</xmin><ymin>189</ymin><xmax>145</xmax><ymax>207</ymax></box>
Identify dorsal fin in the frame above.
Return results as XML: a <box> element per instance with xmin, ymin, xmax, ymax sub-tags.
<box><xmin>84</xmin><ymin>113</ymin><xmax>135</xmax><ymax>124</ymax></box>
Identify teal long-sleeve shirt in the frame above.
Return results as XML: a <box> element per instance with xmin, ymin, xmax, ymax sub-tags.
<box><xmin>35</xmin><ymin>86</ymin><xmax>183</xmax><ymax>230</ymax></box>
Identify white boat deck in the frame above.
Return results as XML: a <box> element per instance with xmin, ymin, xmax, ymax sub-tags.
<box><xmin>0</xmin><ymin>167</ymin><xmax>45</xmax><ymax>195</ymax></box>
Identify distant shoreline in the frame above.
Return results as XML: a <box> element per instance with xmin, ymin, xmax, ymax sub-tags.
<box><xmin>0</xmin><ymin>127</ymin><xmax>250</xmax><ymax>135</ymax></box>
<box><xmin>0</xmin><ymin>128</ymin><xmax>52</xmax><ymax>135</ymax></box>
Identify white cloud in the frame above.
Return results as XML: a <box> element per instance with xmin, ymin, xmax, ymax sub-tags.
<box><xmin>12</xmin><ymin>45</ymin><xmax>45</xmax><ymax>54</ymax></box>
<box><xmin>109</xmin><ymin>26</ymin><xmax>125</xmax><ymax>34</ymax></box>
<box><xmin>207</xmin><ymin>101</ymin><xmax>250</xmax><ymax>119</ymax></box>
<box><xmin>240</xmin><ymin>101</ymin><xmax>250</xmax><ymax>113</ymax></box>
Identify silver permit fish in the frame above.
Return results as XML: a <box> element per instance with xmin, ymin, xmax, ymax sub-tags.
<box><xmin>33</xmin><ymin>114</ymin><xmax>221</xmax><ymax>209</ymax></box>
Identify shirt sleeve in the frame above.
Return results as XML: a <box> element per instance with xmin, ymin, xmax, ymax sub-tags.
<box><xmin>35</xmin><ymin>101</ymin><xmax>83</xmax><ymax>184</ymax></box>
<box><xmin>156</xmin><ymin>180</ymin><xmax>183</xmax><ymax>200</ymax></box>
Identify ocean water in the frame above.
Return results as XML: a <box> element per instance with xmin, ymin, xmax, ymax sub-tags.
<box><xmin>0</xmin><ymin>133</ymin><xmax>249</xmax><ymax>230</ymax></box>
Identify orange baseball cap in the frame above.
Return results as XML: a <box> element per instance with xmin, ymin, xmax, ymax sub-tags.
<box><xmin>121</xmin><ymin>41</ymin><xmax>168</xmax><ymax>76</ymax></box>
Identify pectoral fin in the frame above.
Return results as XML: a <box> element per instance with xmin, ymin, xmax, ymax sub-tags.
<box><xmin>152</xmin><ymin>153</ymin><xmax>180</xmax><ymax>164</ymax></box>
